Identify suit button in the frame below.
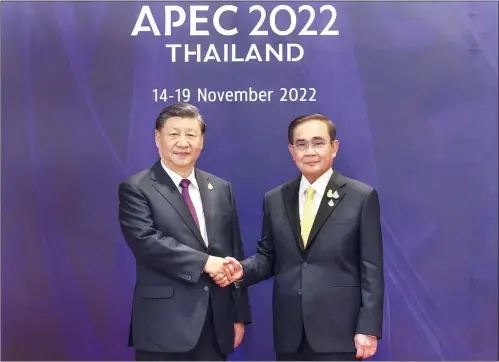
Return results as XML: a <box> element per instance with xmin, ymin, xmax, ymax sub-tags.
<box><xmin>204</xmin><ymin>286</ymin><xmax>209</xmax><ymax>291</ymax></box>
<box><xmin>303</xmin><ymin>262</ymin><xmax>308</xmax><ymax>268</ymax></box>
<box><xmin>298</xmin><ymin>289</ymin><xmax>302</xmax><ymax>294</ymax></box>
<box><xmin>186</xmin><ymin>276</ymin><xmax>191</xmax><ymax>280</ymax></box>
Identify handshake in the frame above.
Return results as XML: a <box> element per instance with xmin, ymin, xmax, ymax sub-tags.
<box><xmin>203</xmin><ymin>256</ymin><xmax>243</xmax><ymax>287</ymax></box>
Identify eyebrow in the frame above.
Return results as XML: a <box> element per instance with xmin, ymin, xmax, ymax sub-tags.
<box><xmin>167</xmin><ymin>127</ymin><xmax>197</xmax><ymax>133</ymax></box>
<box><xmin>295</xmin><ymin>137</ymin><xmax>326</xmax><ymax>142</ymax></box>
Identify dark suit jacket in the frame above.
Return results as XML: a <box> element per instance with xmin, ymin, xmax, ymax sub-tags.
<box><xmin>118</xmin><ymin>160</ymin><xmax>251</xmax><ymax>354</ymax></box>
<box><xmin>240</xmin><ymin>170</ymin><xmax>384</xmax><ymax>354</ymax></box>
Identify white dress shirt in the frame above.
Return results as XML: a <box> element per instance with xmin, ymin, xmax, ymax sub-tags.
<box><xmin>298</xmin><ymin>168</ymin><xmax>333</xmax><ymax>221</ymax></box>
<box><xmin>161</xmin><ymin>161</ymin><xmax>209</xmax><ymax>246</ymax></box>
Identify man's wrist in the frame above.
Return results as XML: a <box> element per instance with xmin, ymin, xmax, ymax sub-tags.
<box><xmin>355</xmin><ymin>333</ymin><xmax>378</xmax><ymax>339</ymax></box>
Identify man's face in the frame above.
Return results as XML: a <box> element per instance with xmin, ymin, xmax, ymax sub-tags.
<box><xmin>155</xmin><ymin>116</ymin><xmax>204</xmax><ymax>174</ymax></box>
<box><xmin>288</xmin><ymin>120</ymin><xmax>339</xmax><ymax>182</ymax></box>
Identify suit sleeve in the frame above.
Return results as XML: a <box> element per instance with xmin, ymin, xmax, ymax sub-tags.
<box><xmin>240</xmin><ymin>195</ymin><xmax>275</xmax><ymax>286</ymax></box>
<box><xmin>228</xmin><ymin>183</ymin><xmax>252</xmax><ymax>325</ymax></box>
<box><xmin>118</xmin><ymin>181</ymin><xmax>209</xmax><ymax>284</ymax></box>
<box><xmin>356</xmin><ymin>189</ymin><xmax>385</xmax><ymax>338</ymax></box>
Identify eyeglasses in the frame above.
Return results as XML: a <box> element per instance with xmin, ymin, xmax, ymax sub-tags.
<box><xmin>293</xmin><ymin>139</ymin><xmax>328</xmax><ymax>152</ymax></box>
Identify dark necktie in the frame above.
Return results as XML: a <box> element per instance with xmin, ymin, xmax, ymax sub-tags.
<box><xmin>180</xmin><ymin>179</ymin><xmax>199</xmax><ymax>228</ymax></box>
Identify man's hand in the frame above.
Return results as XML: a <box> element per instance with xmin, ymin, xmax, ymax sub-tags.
<box><xmin>210</xmin><ymin>257</ymin><xmax>243</xmax><ymax>287</ymax></box>
<box><xmin>233</xmin><ymin>322</ymin><xmax>245</xmax><ymax>348</ymax></box>
<box><xmin>204</xmin><ymin>256</ymin><xmax>234</xmax><ymax>287</ymax></box>
<box><xmin>354</xmin><ymin>334</ymin><xmax>377</xmax><ymax>359</ymax></box>
<box><xmin>204</xmin><ymin>256</ymin><xmax>232</xmax><ymax>275</ymax></box>
<box><xmin>225</xmin><ymin>257</ymin><xmax>243</xmax><ymax>282</ymax></box>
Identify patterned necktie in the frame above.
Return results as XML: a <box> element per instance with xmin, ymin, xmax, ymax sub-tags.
<box><xmin>300</xmin><ymin>186</ymin><xmax>316</xmax><ymax>247</ymax></box>
<box><xmin>180</xmin><ymin>179</ymin><xmax>199</xmax><ymax>228</ymax></box>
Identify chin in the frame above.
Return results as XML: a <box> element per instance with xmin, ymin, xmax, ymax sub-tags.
<box><xmin>174</xmin><ymin>157</ymin><xmax>191</xmax><ymax>165</ymax></box>
<box><xmin>303</xmin><ymin>164</ymin><xmax>321</xmax><ymax>173</ymax></box>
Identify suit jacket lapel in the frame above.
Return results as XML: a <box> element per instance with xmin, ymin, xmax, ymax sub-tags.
<box><xmin>195</xmin><ymin>169</ymin><xmax>215</xmax><ymax>249</ymax></box>
<box><xmin>282</xmin><ymin>176</ymin><xmax>304</xmax><ymax>252</ymax></box>
<box><xmin>149</xmin><ymin>161</ymin><xmax>206</xmax><ymax>249</ymax></box>
<box><xmin>305</xmin><ymin>170</ymin><xmax>347</xmax><ymax>250</ymax></box>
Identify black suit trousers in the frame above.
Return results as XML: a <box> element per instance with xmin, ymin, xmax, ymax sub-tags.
<box><xmin>276</xmin><ymin>328</ymin><xmax>358</xmax><ymax>361</ymax></box>
<box><xmin>134</xmin><ymin>301</ymin><xmax>226</xmax><ymax>361</ymax></box>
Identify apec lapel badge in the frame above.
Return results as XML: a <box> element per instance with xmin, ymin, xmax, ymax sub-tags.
<box><xmin>327</xmin><ymin>189</ymin><xmax>339</xmax><ymax>207</ymax></box>
<box><xmin>208</xmin><ymin>182</ymin><xmax>214</xmax><ymax>190</ymax></box>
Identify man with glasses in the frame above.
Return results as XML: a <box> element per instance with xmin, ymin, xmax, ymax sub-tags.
<box><xmin>212</xmin><ymin>114</ymin><xmax>384</xmax><ymax>361</ymax></box>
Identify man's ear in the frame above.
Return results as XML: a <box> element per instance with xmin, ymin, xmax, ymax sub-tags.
<box><xmin>332</xmin><ymin>139</ymin><xmax>339</xmax><ymax>158</ymax></box>
<box><xmin>288</xmin><ymin>143</ymin><xmax>296</xmax><ymax>161</ymax></box>
<box><xmin>154</xmin><ymin>130</ymin><xmax>160</xmax><ymax>148</ymax></box>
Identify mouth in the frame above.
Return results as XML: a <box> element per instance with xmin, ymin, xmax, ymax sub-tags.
<box><xmin>175</xmin><ymin>152</ymin><xmax>191</xmax><ymax>157</ymax></box>
<box><xmin>304</xmin><ymin>160</ymin><xmax>319</xmax><ymax>166</ymax></box>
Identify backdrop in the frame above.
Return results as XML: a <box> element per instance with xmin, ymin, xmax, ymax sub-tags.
<box><xmin>1</xmin><ymin>1</ymin><xmax>497</xmax><ymax>360</ymax></box>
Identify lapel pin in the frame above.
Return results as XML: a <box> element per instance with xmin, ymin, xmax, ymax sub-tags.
<box><xmin>207</xmin><ymin>182</ymin><xmax>214</xmax><ymax>190</ymax></box>
<box><xmin>332</xmin><ymin>190</ymin><xmax>339</xmax><ymax>199</ymax></box>
<box><xmin>328</xmin><ymin>199</ymin><xmax>334</xmax><ymax>207</ymax></box>
<box><xmin>327</xmin><ymin>189</ymin><xmax>333</xmax><ymax>198</ymax></box>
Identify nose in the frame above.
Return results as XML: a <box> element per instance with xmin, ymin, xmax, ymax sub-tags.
<box><xmin>177</xmin><ymin>135</ymin><xmax>189</xmax><ymax>147</ymax></box>
<box><xmin>304</xmin><ymin>144</ymin><xmax>316</xmax><ymax>155</ymax></box>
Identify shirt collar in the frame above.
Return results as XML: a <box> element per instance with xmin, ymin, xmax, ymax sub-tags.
<box><xmin>161</xmin><ymin>160</ymin><xmax>199</xmax><ymax>190</ymax></box>
<box><xmin>299</xmin><ymin>168</ymin><xmax>333</xmax><ymax>199</ymax></box>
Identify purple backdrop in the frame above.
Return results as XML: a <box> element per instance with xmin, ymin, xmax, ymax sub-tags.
<box><xmin>1</xmin><ymin>1</ymin><xmax>497</xmax><ymax>360</ymax></box>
